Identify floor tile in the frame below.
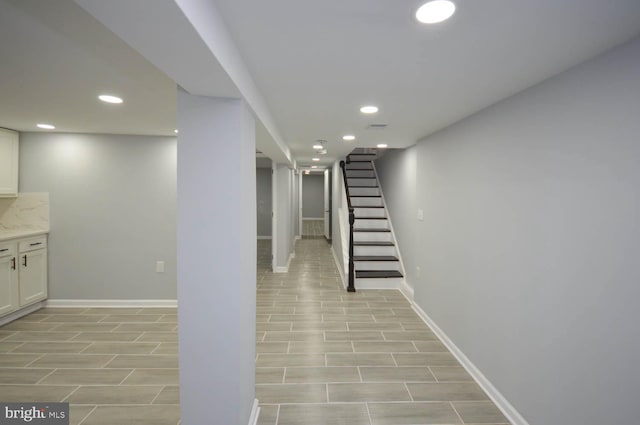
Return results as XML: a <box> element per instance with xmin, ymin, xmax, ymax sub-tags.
<box><xmin>430</xmin><ymin>366</ymin><xmax>473</xmax><ymax>382</ymax></box>
<box><xmin>0</xmin><ymin>385</ymin><xmax>77</xmax><ymax>402</ymax></box>
<box><xmin>325</xmin><ymin>330</ymin><xmax>384</xmax><ymax>341</ymax></box>
<box><xmin>368</xmin><ymin>402</ymin><xmax>462</xmax><ymax>425</ymax></box>
<box><xmin>382</xmin><ymin>331</ymin><xmax>437</xmax><ymax>341</ymax></box>
<box><xmin>105</xmin><ymin>354</ymin><xmax>178</xmax><ymax>368</ymax></box>
<box><xmin>284</xmin><ymin>366</ymin><xmax>360</xmax><ymax>383</ymax></box>
<box><xmin>289</xmin><ymin>341</ymin><xmax>353</xmax><ymax>353</ymax></box>
<box><xmin>277</xmin><ymin>403</ymin><xmax>370</xmax><ymax>425</ymax></box>
<box><xmin>328</xmin><ymin>382</ymin><xmax>411</xmax><ymax>402</ymax></box>
<box><xmin>13</xmin><ymin>342</ymin><xmax>90</xmax><ymax>353</ymax></box>
<box><xmin>359</xmin><ymin>366</ymin><xmax>436</xmax><ymax>382</ymax></box>
<box><xmin>69</xmin><ymin>405</ymin><xmax>96</xmax><ymax>425</ymax></box>
<box><xmin>82</xmin><ymin>342</ymin><xmax>159</xmax><ymax>354</ymax></box>
<box><xmin>153</xmin><ymin>386</ymin><xmax>180</xmax><ymax>404</ymax></box>
<box><xmin>407</xmin><ymin>382</ymin><xmax>490</xmax><ymax>401</ymax></box>
<box><xmin>0</xmin><ymin>353</ymin><xmax>41</xmax><ymax>367</ymax></box>
<box><xmin>70</xmin><ymin>332</ymin><xmax>142</xmax><ymax>342</ymax></box>
<box><xmin>0</xmin><ymin>368</ymin><xmax>55</xmax><ymax>384</ymax></box>
<box><xmin>255</xmin><ymin>383</ymin><xmax>327</xmax><ymax>403</ymax></box>
<box><xmin>256</xmin><ymin>405</ymin><xmax>278</xmax><ymax>425</ymax></box>
<box><xmin>393</xmin><ymin>352</ymin><xmax>459</xmax><ymax>366</ymax></box>
<box><xmin>66</xmin><ymin>385</ymin><xmax>163</xmax><ymax>404</ymax></box>
<box><xmin>29</xmin><ymin>354</ymin><xmax>114</xmax><ymax>368</ymax></box>
<box><xmin>121</xmin><ymin>369</ymin><xmax>179</xmax><ymax>385</ymax></box>
<box><xmin>81</xmin><ymin>405</ymin><xmax>180</xmax><ymax>425</ymax></box>
<box><xmin>40</xmin><ymin>368</ymin><xmax>133</xmax><ymax>385</ymax></box>
<box><xmin>256</xmin><ymin>353</ymin><xmax>325</xmax><ymax>367</ymax></box>
<box><xmin>452</xmin><ymin>401</ymin><xmax>510</xmax><ymax>424</ymax></box>
<box><xmin>256</xmin><ymin>367</ymin><xmax>285</xmax><ymax>384</ymax></box>
<box><xmin>137</xmin><ymin>332</ymin><xmax>178</xmax><ymax>342</ymax></box>
<box><xmin>5</xmin><ymin>331</ymin><xmax>80</xmax><ymax>341</ymax></box>
<box><xmin>326</xmin><ymin>353</ymin><xmax>396</xmax><ymax>367</ymax></box>
<box><xmin>353</xmin><ymin>341</ymin><xmax>417</xmax><ymax>352</ymax></box>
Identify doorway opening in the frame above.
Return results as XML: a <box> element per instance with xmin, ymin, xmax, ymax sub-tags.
<box><xmin>301</xmin><ymin>170</ymin><xmax>331</xmax><ymax>240</ymax></box>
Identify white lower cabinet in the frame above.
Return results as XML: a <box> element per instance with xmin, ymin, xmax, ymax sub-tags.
<box><xmin>0</xmin><ymin>235</ymin><xmax>47</xmax><ymax>318</ymax></box>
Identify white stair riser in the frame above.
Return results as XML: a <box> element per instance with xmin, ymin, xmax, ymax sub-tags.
<box><xmin>350</xmin><ymin>187</ymin><xmax>380</xmax><ymax>196</ymax></box>
<box><xmin>346</xmin><ymin>162</ymin><xmax>373</xmax><ymax>170</ymax></box>
<box><xmin>354</xmin><ymin>219</ymin><xmax>388</xmax><ymax>229</ymax></box>
<box><xmin>355</xmin><ymin>261</ymin><xmax>400</xmax><ymax>271</ymax></box>
<box><xmin>355</xmin><ymin>277</ymin><xmax>403</xmax><ymax>289</ymax></box>
<box><xmin>354</xmin><ymin>208</ymin><xmax>386</xmax><ymax>218</ymax></box>
<box><xmin>348</xmin><ymin>178</ymin><xmax>377</xmax><ymax>187</ymax></box>
<box><xmin>354</xmin><ymin>245</ymin><xmax>397</xmax><ymax>257</ymax></box>
<box><xmin>351</xmin><ymin>197</ymin><xmax>383</xmax><ymax>207</ymax></box>
<box><xmin>346</xmin><ymin>170</ymin><xmax>375</xmax><ymax>178</ymax></box>
<box><xmin>353</xmin><ymin>232</ymin><xmax>393</xmax><ymax>243</ymax></box>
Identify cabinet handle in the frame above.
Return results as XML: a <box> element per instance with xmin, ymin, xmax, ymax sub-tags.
<box><xmin>11</xmin><ymin>257</ymin><xmax>16</xmax><ymax>270</ymax></box>
<box><xmin>22</xmin><ymin>254</ymin><xmax>27</xmax><ymax>267</ymax></box>
<box><xmin>30</xmin><ymin>242</ymin><xmax>42</xmax><ymax>246</ymax></box>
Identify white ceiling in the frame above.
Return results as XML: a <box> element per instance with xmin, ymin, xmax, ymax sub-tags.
<box><xmin>2</xmin><ymin>0</ymin><xmax>640</xmax><ymax>167</ymax></box>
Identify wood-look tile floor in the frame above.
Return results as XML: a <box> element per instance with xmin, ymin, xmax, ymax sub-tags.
<box><xmin>256</xmin><ymin>239</ymin><xmax>511</xmax><ymax>425</ymax></box>
<box><xmin>0</xmin><ymin>308</ymin><xmax>179</xmax><ymax>425</ymax></box>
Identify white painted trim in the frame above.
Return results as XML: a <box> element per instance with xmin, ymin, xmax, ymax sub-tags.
<box><xmin>302</xmin><ymin>217</ymin><xmax>324</xmax><ymax>221</ymax></box>
<box><xmin>44</xmin><ymin>299</ymin><xmax>178</xmax><ymax>308</ymax></box>
<box><xmin>248</xmin><ymin>399</ymin><xmax>260</xmax><ymax>425</ymax></box>
<box><xmin>257</xmin><ymin>236</ymin><xmax>272</xmax><ymax>240</ymax></box>
<box><xmin>274</xmin><ymin>252</ymin><xmax>295</xmax><ymax>273</ymax></box>
<box><xmin>0</xmin><ymin>302</ymin><xmax>43</xmax><ymax>326</ymax></box>
<box><xmin>411</xmin><ymin>302</ymin><xmax>529</xmax><ymax>425</ymax></box>
<box><xmin>330</xmin><ymin>244</ymin><xmax>347</xmax><ymax>290</ymax></box>
<box><xmin>295</xmin><ymin>235</ymin><xmax>301</xmax><ymax>240</ymax></box>
<box><xmin>399</xmin><ymin>279</ymin><xmax>415</xmax><ymax>302</ymax></box>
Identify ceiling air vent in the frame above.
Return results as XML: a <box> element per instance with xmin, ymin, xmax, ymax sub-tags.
<box><xmin>367</xmin><ymin>124</ymin><xmax>388</xmax><ymax>130</ymax></box>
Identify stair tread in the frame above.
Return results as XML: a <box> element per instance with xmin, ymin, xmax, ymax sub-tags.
<box><xmin>356</xmin><ymin>270</ymin><xmax>404</xmax><ymax>278</ymax></box>
<box><xmin>347</xmin><ymin>160</ymin><xmax>373</xmax><ymax>163</ymax></box>
<box><xmin>354</xmin><ymin>241</ymin><xmax>395</xmax><ymax>246</ymax></box>
<box><xmin>347</xmin><ymin>176</ymin><xmax>376</xmax><ymax>179</ymax></box>
<box><xmin>355</xmin><ymin>217</ymin><xmax>387</xmax><ymax>220</ymax></box>
<box><xmin>353</xmin><ymin>229</ymin><xmax>391</xmax><ymax>232</ymax></box>
<box><xmin>349</xmin><ymin>185</ymin><xmax>379</xmax><ymax>188</ymax></box>
<box><xmin>354</xmin><ymin>206</ymin><xmax>385</xmax><ymax>208</ymax></box>
<box><xmin>350</xmin><ymin>195</ymin><xmax>381</xmax><ymax>198</ymax></box>
<box><xmin>354</xmin><ymin>256</ymin><xmax>399</xmax><ymax>261</ymax></box>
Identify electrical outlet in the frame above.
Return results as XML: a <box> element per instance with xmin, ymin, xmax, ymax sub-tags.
<box><xmin>156</xmin><ymin>261</ymin><xmax>165</xmax><ymax>273</ymax></box>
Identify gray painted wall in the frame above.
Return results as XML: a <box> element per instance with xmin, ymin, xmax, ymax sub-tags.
<box><xmin>374</xmin><ymin>147</ymin><xmax>417</xmax><ymax>291</ymax></box>
<box><xmin>256</xmin><ymin>167</ymin><xmax>272</xmax><ymax>237</ymax></box>
<box><xmin>377</xmin><ymin>37</ymin><xmax>640</xmax><ymax>425</ymax></box>
<box><xmin>302</xmin><ymin>174</ymin><xmax>324</xmax><ymax>218</ymax></box>
<box><xmin>19</xmin><ymin>132</ymin><xmax>177</xmax><ymax>300</ymax></box>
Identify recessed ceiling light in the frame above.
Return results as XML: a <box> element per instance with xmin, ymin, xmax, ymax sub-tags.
<box><xmin>37</xmin><ymin>123</ymin><xmax>55</xmax><ymax>130</ymax></box>
<box><xmin>416</xmin><ymin>0</ymin><xmax>456</xmax><ymax>24</ymax></box>
<box><xmin>343</xmin><ymin>135</ymin><xmax>356</xmax><ymax>141</ymax></box>
<box><xmin>304</xmin><ymin>170</ymin><xmax>310</xmax><ymax>174</ymax></box>
<box><xmin>311</xmin><ymin>165</ymin><xmax>318</xmax><ymax>169</ymax></box>
<box><xmin>360</xmin><ymin>105</ymin><xmax>379</xmax><ymax>114</ymax></box>
<box><xmin>313</xmin><ymin>144</ymin><xmax>323</xmax><ymax>150</ymax></box>
<box><xmin>174</xmin><ymin>129</ymin><xmax>179</xmax><ymax>134</ymax></box>
<box><xmin>312</xmin><ymin>158</ymin><xmax>320</xmax><ymax>162</ymax></box>
<box><xmin>377</xmin><ymin>143</ymin><xmax>388</xmax><ymax>148</ymax></box>
<box><xmin>98</xmin><ymin>94</ymin><xmax>123</xmax><ymax>104</ymax></box>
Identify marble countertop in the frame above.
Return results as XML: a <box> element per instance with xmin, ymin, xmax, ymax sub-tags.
<box><xmin>0</xmin><ymin>229</ymin><xmax>49</xmax><ymax>242</ymax></box>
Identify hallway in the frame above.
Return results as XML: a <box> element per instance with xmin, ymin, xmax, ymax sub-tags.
<box><xmin>256</xmin><ymin>239</ymin><xmax>510</xmax><ymax>425</ymax></box>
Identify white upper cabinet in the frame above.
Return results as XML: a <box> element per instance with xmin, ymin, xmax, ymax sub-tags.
<box><xmin>0</xmin><ymin>128</ymin><xmax>19</xmax><ymax>197</ymax></box>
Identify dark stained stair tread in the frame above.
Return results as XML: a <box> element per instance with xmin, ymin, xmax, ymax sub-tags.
<box><xmin>356</xmin><ymin>270</ymin><xmax>404</xmax><ymax>278</ymax></box>
<box><xmin>354</xmin><ymin>256</ymin><xmax>399</xmax><ymax>261</ymax></box>
<box><xmin>353</xmin><ymin>206</ymin><xmax>385</xmax><ymax>208</ymax></box>
<box><xmin>353</xmin><ymin>229</ymin><xmax>391</xmax><ymax>232</ymax></box>
<box><xmin>350</xmin><ymin>195</ymin><xmax>381</xmax><ymax>198</ymax></box>
<box><xmin>348</xmin><ymin>185</ymin><xmax>379</xmax><ymax>188</ymax></box>
<box><xmin>353</xmin><ymin>241</ymin><xmax>395</xmax><ymax>246</ymax></box>
<box><xmin>354</xmin><ymin>217</ymin><xmax>387</xmax><ymax>220</ymax></box>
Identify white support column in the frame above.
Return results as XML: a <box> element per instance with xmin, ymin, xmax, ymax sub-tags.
<box><xmin>273</xmin><ymin>165</ymin><xmax>293</xmax><ymax>272</ymax></box>
<box><xmin>177</xmin><ymin>90</ymin><xmax>257</xmax><ymax>425</ymax></box>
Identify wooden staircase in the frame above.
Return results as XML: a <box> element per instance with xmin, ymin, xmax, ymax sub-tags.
<box><xmin>343</xmin><ymin>149</ymin><xmax>404</xmax><ymax>288</ymax></box>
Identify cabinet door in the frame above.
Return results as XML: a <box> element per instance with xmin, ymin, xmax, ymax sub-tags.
<box><xmin>0</xmin><ymin>255</ymin><xmax>18</xmax><ymax>315</ymax></box>
<box><xmin>19</xmin><ymin>249</ymin><xmax>47</xmax><ymax>307</ymax></box>
<box><xmin>0</xmin><ymin>128</ymin><xmax>19</xmax><ymax>197</ymax></box>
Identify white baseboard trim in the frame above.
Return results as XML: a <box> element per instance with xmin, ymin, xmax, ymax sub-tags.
<box><xmin>248</xmin><ymin>399</ymin><xmax>260</xmax><ymax>425</ymax></box>
<box><xmin>295</xmin><ymin>235</ymin><xmax>301</xmax><ymax>240</ymax></box>
<box><xmin>0</xmin><ymin>302</ymin><xmax>43</xmax><ymax>326</ymax></box>
<box><xmin>330</xmin><ymin>246</ymin><xmax>347</xmax><ymax>290</ymax></box>
<box><xmin>44</xmin><ymin>299</ymin><xmax>178</xmax><ymax>308</ymax></box>
<box><xmin>399</xmin><ymin>279</ymin><xmax>414</xmax><ymax>302</ymax></box>
<box><xmin>302</xmin><ymin>217</ymin><xmax>324</xmax><ymax>221</ymax></box>
<box><xmin>274</xmin><ymin>252</ymin><xmax>295</xmax><ymax>273</ymax></box>
<box><xmin>411</xmin><ymin>302</ymin><xmax>529</xmax><ymax>425</ymax></box>
<box><xmin>257</xmin><ymin>236</ymin><xmax>272</xmax><ymax>240</ymax></box>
